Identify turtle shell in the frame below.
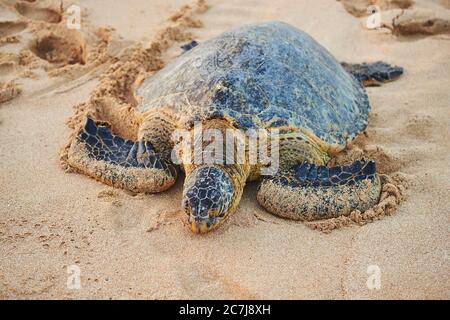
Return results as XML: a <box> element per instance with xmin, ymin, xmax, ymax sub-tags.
<box><xmin>135</xmin><ymin>21</ymin><xmax>369</xmax><ymax>147</ymax></box>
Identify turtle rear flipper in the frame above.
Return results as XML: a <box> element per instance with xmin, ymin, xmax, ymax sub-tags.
<box><xmin>67</xmin><ymin>117</ymin><xmax>177</xmax><ymax>193</ymax></box>
<box><xmin>257</xmin><ymin>160</ymin><xmax>381</xmax><ymax>220</ymax></box>
<box><xmin>342</xmin><ymin>61</ymin><xmax>403</xmax><ymax>87</ymax></box>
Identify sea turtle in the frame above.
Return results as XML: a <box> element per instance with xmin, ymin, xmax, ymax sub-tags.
<box><xmin>67</xmin><ymin>22</ymin><xmax>403</xmax><ymax>233</ymax></box>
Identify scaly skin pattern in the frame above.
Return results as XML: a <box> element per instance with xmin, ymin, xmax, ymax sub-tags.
<box><xmin>68</xmin><ymin>115</ymin><xmax>381</xmax><ymax>232</ymax></box>
<box><xmin>182</xmin><ymin>166</ymin><xmax>240</xmax><ymax>233</ymax></box>
<box><xmin>68</xmin><ymin>118</ymin><xmax>177</xmax><ymax>193</ymax></box>
<box><xmin>257</xmin><ymin>161</ymin><xmax>381</xmax><ymax>220</ymax></box>
<box><xmin>341</xmin><ymin>61</ymin><xmax>403</xmax><ymax>86</ymax></box>
<box><xmin>180</xmin><ymin>119</ymin><xmax>250</xmax><ymax>233</ymax></box>
<box><xmin>66</xmin><ymin>22</ymin><xmax>404</xmax><ymax>233</ymax></box>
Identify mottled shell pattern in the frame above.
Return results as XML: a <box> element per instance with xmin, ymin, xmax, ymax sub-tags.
<box><xmin>135</xmin><ymin>21</ymin><xmax>369</xmax><ymax>147</ymax></box>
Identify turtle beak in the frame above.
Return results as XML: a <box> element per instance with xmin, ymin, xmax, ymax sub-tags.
<box><xmin>185</xmin><ymin>213</ymin><xmax>220</xmax><ymax>234</ymax></box>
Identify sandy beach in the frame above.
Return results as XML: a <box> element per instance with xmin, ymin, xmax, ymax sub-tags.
<box><xmin>0</xmin><ymin>0</ymin><xmax>449</xmax><ymax>299</ymax></box>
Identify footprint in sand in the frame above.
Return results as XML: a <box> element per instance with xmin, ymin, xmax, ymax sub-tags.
<box><xmin>0</xmin><ymin>21</ymin><xmax>27</xmax><ymax>38</ymax></box>
<box><xmin>0</xmin><ymin>4</ymin><xmax>27</xmax><ymax>39</ymax></box>
<box><xmin>0</xmin><ymin>1</ymin><xmax>113</xmax><ymax>104</ymax></box>
<box><xmin>392</xmin><ymin>8</ymin><xmax>450</xmax><ymax>36</ymax></box>
<box><xmin>340</xmin><ymin>0</ymin><xmax>450</xmax><ymax>37</ymax></box>
<box><xmin>0</xmin><ymin>62</ymin><xmax>16</xmax><ymax>78</ymax></box>
<box><xmin>1</xmin><ymin>2</ymin><xmax>86</xmax><ymax>67</ymax></box>
<box><xmin>0</xmin><ymin>81</ymin><xmax>21</xmax><ymax>104</ymax></box>
<box><xmin>0</xmin><ymin>46</ymin><xmax>21</xmax><ymax>104</ymax></box>
<box><xmin>14</xmin><ymin>1</ymin><xmax>62</xmax><ymax>23</ymax></box>
<box><xmin>176</xmin><ymin>262</ymin><xmax>259</xmax><ymax>299</ymax></box>
<box><xmin>97</xmin><ymin>189</ymin><xmax>177</xmax><ymax>232</ymax></box>
<box><xmin>30</xmin><ymin>30</ymin><xmax>87</xmax><ymax>66</ymax></box>
<box><xmin>339</xmin><ymin>0</ymin><xmax>413</xmax><ymax>17</ymax></box>
<box><xmin>405</xmin><ymin>114</ymin><xmax>434</xmax><ymax>140</ymax></box>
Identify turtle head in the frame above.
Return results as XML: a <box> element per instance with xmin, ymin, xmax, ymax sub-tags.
<box><xmin>182</xmin><ymin>166</ymin><xmax>235</xmax><ymax>233</ymax></box>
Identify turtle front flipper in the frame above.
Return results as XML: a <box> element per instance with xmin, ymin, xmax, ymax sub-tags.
<box><xmin>341</xmin><ymin>61</ymin><xmax>403</xmax><ymax>87</ymax></box>
<box><xmin>257</xmin><ymin>160</ymin><xmax>381</xmax><ymax>220</ymax></box>
<box><xmin>67</xmin><ymin>117</ymin><xmax>177</xmax><ymax>193</ymax></box>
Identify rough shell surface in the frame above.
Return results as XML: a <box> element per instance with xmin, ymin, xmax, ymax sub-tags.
<box><xmin>135</xmin><ymin>21</ymin><xmax>370</xmax><ymax>146</ymax></box>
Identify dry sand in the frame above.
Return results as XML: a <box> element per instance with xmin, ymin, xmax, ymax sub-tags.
<box><xmin>0</xmin><ymin>0</ymin><xmax>449</xmax><ymax>299</ymax></box>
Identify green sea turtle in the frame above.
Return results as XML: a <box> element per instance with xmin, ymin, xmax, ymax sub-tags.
<box><xmin>67</xmin><ymin>22</ymin><xmax>403</xmax><ymax>233</ymax></box>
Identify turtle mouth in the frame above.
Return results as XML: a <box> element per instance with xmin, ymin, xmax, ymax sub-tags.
<box><xmin>185</xmin><ymin>214</ymin><xmax>222</xmax><ymax>234</ymax></box>
<box><xmin>182</xmin><ymin>198</ymin><xmax>228</xmax><ymax>233</ymax></box>
<box><xmin>182</xmin><ymin>199</ymin><xmax>226</xmax><ymax>233</ymax></box>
